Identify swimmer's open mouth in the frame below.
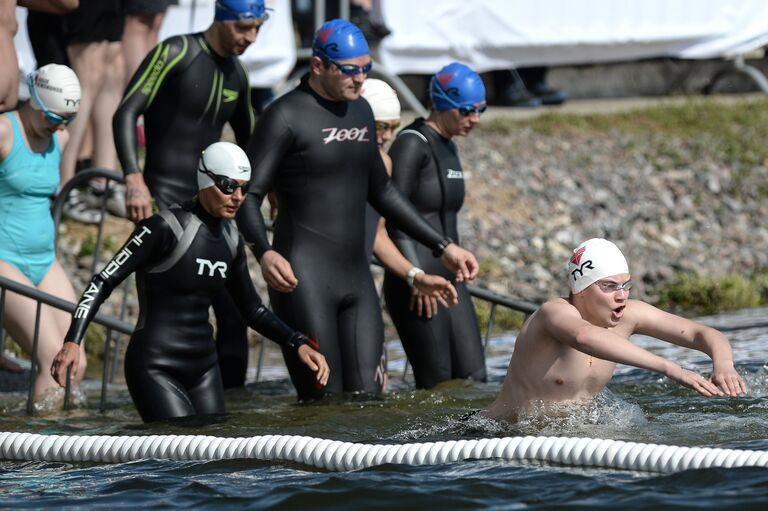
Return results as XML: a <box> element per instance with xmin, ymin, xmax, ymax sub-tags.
<box><xmin>613</xmin><ymin>305</ymin><xmax>626</xmax><ymax>315</ymax></box>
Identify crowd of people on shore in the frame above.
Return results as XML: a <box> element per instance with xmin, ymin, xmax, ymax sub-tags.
<box><xmin>1</xmin><ymin>0</ymin><xmax>746</xmax><ymax>423</ymax></box>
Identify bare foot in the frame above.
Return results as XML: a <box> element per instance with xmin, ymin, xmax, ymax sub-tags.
<box><xmin>0</xmin><ymin>355</ymin><xmax>23</xmax><ymax>373</ymax></box>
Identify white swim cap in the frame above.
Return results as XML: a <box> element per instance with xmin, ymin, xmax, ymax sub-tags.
<box><xmin>197</xmin><ymin>141</ymin><xmax>252</xmax><ymax>190</ymax></box>
<box><xmin>361</xmin><ymin>78</ymin><xmax>400</xmax><ymax>121</ymax></box>
<box><xmin>28</xmin><ymin>64</ymin><xmax>81</xmax><ymax>114</ymax></box>
<box><xmin>567</xmin><ymin>238</ymin><xmax>629</xmax><ymax>294</ymax></box>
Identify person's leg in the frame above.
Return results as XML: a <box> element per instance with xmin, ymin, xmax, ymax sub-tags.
<box><xmin>37</xmin><ymin>260</ymin><xmax>88</xmax><ymax>382</ymax></box>
<box><xmin>337</xmin><ymin>273</ymin><xmax>386</xmax><ymax>394</ymax></box>
<box><xmin>187</xmin><ymin>363</ymin><xmax>226</xmax><ymax>416</ymax></box>
<box><xmin>448</xmin><ymin>283</ymin><xmax>486</xmax><ymax>382</ymax></box>
<box><xmin>0</xmin><ymin>261</ymin><xmax>67</xmax><ymax>398</ymax></box>
<box><xmin>90</xmin><ymin>41</ymin><xmax>124</xmax><ymax>171</ymax></box>
<box><xmin>122</xmin><ymin>12</ymin><xmax>165</xmax><ymax>81</ymax></box>
<box><xmin>61</xmin><ymin>41</ymin><xmax>108</xmax><ymax>185</ymax></box>
<box><xmin>383</xmin><ymin>272</ymin><xmax>452</xmax><ymax>389</ymax></box>
<box><xmin>0</xmin><ymin>2</ymin><xmax>18</xmax><ymax>112</ymax></box>
<box><xmin>212</xmin><ymin>290</ymin><xmax>249</xmax><ymax>388</ymax></box>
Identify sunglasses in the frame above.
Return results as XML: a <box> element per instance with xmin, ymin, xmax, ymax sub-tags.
<box><xmin>595</xmin><ymin>280</ymin><xmax>633</xmax><ymax>293</ymax></box>
<box><xmin>27</xmin><ymin>75</ymin><xmax>76</xmax><ymax>126</ymax></box>
<box><xmin>199</xmin><ymin>165</ymin><xmax>249</xmax><ymax>195</ymax></box>
<box><xmin>375</xmin><ymin>120</ymin><xmax>400</xmax><ymax>132</ymax></box>
<box><xmin>316</xmin><ymin>47</ymin><xmax>372</xmax><ymax>76</ymax></box>
<box><xmin>430</xmin><ymin>80</ymin><xmax>487</xmax><ymax>117</ymax></box>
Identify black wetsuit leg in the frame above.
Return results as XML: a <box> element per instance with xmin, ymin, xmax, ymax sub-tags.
<box><xmin>269</xmin><ymin>230</ymin><xmax>385</xmax><ymax>400</ymax></box>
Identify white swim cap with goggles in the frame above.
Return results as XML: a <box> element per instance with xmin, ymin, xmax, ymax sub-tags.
<box><xmin>567</xmin><ymin>238</ymin><xmax>629</xmax><ymax>294</ymax></box>
<box><xmin>27</xmin><ymin>64</ymin><xmax>81</xmax><ymax>121</ymax></box>
<box><xmin>361</xmin><ymin>79</ymin><xmax>401</xmax><ymax>121</ymax></box>
<box><xmin>197</xmin><ymin>142</ymin><xmax>252</xmax><ymax>192</ymax></box>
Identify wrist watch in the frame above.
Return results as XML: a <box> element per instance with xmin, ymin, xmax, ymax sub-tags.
<box><xmin>432</xmin><ymin>236</ymin><xmax>455</xmax><ymax>257</ymax></box>
<box><xmin>406</xmin><ymin>267</ymin><xmax>425</xmax><ymax>287</ymax></box>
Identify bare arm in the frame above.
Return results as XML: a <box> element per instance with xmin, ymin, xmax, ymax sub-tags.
<box><xmin>541</xmin><ymin>300</ymin><xmax>725</xmax><ymax>397</ymax></box>
<box><xmin>632</xmin><ymin>300</ymin><xmax>746</xmax><ymax>396</ymax></box>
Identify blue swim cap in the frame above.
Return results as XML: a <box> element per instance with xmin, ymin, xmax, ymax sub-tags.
<box><xmin>312</xmin><ymin>19</ymin><xmax>369</xmax><ymax>60</ymax></box>
<box><xmin>429</xmin><ymin>62</ymin><xmax>486</xmax><ymax>112</ymax></box>
<box><xmin>214</xmin><ymin>0</ymin><xmax>269</xmax><ymax>22</ymax></box>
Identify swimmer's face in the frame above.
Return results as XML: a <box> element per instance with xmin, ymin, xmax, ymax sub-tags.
<box><xmin>374</xmin><ymin>119</ymin><xmax>400</xmax><ymax>147</ymax></box>
<box><xmin>448</xmin><ymin>102</ymin><xmax>483</xmax><ymax>137</ymax></box>
<box><xmin>198</xmin><ymin>179</ymin><xmax>248</xmax><ymax>220</ymax></box>
<box><xmin>314</xmin><ymin>55</ymin><xmax>371</xmax><ymax>102</ymax></box>
<box><xmin>218</xmin><ymin>19</ymin><xmax>264</xmax><ymax>55</ymax></box>
<box><xmin>576</xmin><ymin>273</ymin><xmax>631</xmax><ymax>327</ymax></box>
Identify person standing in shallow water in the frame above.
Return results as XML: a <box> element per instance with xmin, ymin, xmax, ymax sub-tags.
<box><xmin>51</xmin><ymin>142</ymin><xmax>328</xmax><ymax>423</ymax></box>
<box><xmin>485</xmin><ymin>238</ymin><xmax>746</xmax><ymax>422</ymax></box>
<box><xmin>237</xmin><ymin>19</ymin><xmax>479</xmax><ymax>400</ymax></box>
<box><xmin>383</xmin><ymin>62</ymin><xmax>488</xmax><ymax>389</ymax></box>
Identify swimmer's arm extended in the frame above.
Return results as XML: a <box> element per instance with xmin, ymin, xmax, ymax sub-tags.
<box><xmin>541</xmin><ymin>301</ymin><xmax>725</xmax><ymax>397</ymax></box>
<box><xmin>632</xmin><ymin>301</ymin><xmax>746</xmax><ymax>396</ymax></box>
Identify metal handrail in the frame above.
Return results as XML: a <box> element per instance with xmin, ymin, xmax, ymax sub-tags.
<box><xmin>0</xmin><ymin>276</ymin><xmax>134</xmax><ymax>414</ymax></box>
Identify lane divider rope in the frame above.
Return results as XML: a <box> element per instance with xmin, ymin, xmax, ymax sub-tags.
<box><xmin>1</xmin><ymin>432</ymin><xmax>766</xmax><ymax>473</ymax></box>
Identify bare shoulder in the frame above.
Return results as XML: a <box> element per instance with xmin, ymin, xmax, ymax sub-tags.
<box><xmin>538</xmin><ymin>297</ymin><xmax>580</xmax><ymax>318</ymax></box>
<box><xmin>0</xmin><ymin>113</ymin><xmax>13</xmax><ymax>160</ymax></box>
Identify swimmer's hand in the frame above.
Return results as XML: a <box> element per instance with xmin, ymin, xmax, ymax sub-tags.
<box><xmin>666</xmin><ymin>363</ymin><xmax>724</xmax><ymax>397</ymax></box>
<box><xmin>50</xmin><ymin>341</ymin><xmax>80</xmax><ymax>387</ymax></box>
<box><xmin>440</xmin><ymin>244</ymin><xmax>479</xmax><ymax>282</ymax></box>
<box><xmin>260</xmin><ymin>250</ymin><xmax>298</xmax><ymax>292</ymax></box>
<box><xmin>297</xmin><ymin>344</ymin><xmax>329</xmax><ymax>386</ymax></box>
<box><xmin>125</xmin><ymin>173</ymin><xmax>153</xmax><ymax>223</ymax></box>
<box><xmin>410</xmin><ymin>273</ymin><xmax>458</xmax><ymax>318</ymax></box>
<box><xmin>711</xmin><ymin>363</ymin><xmax>747</xmax><ymax>397</ymax></box>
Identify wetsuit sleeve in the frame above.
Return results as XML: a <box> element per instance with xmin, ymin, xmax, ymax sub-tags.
<box><xmin>229</xmin><ymin>60</ymin><xmax>257</xmax><ymax>148</ymax></box>
<box><xmin>225</xmin><ymin>238</ymin><xmax>308</xmax><ymax>350</ymax></box>
<box><xmin>237</xmin><ymin>104</ymin><xmax>294</xmax><ymax>260</ymax></box>
<box><xmin>113</xmin><ymin>35</ymin><xmax>192</xmax><ymax>176</ymax></box>
<box><xmin>367</xmin><ymin>141</ymin><xmax>445</xmax><ymax>255</ymax></box>
<box><xmin>64</xmin><ymin>215</ymin><xmax>177</xmax><ymax>345</ymax></box>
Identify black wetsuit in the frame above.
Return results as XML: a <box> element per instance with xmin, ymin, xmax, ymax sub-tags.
<box><xmin>383</xmin><ymin>119</ymin><xmax>486</xmax><ymax>389</ymax></box>
<box><xmin>237</xmin><ymin>76</ymin><xmax>448</xmax><ymax>400</ymax></box>
<box><xmin>65</xmin><ymin>202</ymin><xmax>309</xmax><ymax>423</ymax></box>
<box><xmin>113</xmin><ymin>32</ymin><xmax>255</xmax><ymax>387</ymax></box>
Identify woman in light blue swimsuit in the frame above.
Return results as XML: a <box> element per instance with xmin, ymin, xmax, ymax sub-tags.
<box><xmin>0</xmin><ymin>64</ymin><xmax>87</xmax><ymax>399</ymax></box>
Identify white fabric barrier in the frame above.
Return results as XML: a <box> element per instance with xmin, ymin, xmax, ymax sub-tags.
<box><xmin>2</xmin><ymin>431</ymin><xmax>767</xmax><ymax>473</ymax></box>
<box><xmin>13</xmin><ymin>0</ymin><xmax>296</xmax><ymax>89</ymax></box>
<box><xmin>376</xmin><ymin>0</ymin><xmax>768</xmax><ymax>74</ymax></box>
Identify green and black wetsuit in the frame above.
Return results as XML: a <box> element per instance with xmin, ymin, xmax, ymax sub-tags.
<box><xmin>113</xmin><ymin>32</ymin><xmax>255</xmax><ymax>387</ymax></box>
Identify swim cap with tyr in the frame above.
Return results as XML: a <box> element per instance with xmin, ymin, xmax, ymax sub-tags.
<box><xmin>197</xmin><ymin>142</ymin><xmax>252</xmax><ymax>190</ymax></box>
<box><xmin>312</xmin><ymin>19</ymin><xmax>369</xmax><ymax>60</ymax></box>
<box><xmin>567</xmin><ymin>238</ymin><xmax>629</xmax><ymax>294</ymax></box>
<box><xmin>28</xmin><ymin>64</ymin><xmax>81</xmax><ymax>114</ymax></box>
<box><xmin>214</xmin><ymin>0</ymin><xmax>269</xmax><ymax>22</ymax></box>
<box><xmin>429</xmin><ymin>62</ymin><xmax>486</xmax><ymax>112</ymax></box>
<box><xmin>361</xmin><ymin>78</ymin><xmax>400</xmax><ymax>121</ymax></box>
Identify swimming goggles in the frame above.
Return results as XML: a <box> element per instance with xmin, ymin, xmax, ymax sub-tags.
<box><xmin>430</xmin><ymin>82</ymin><xmax>487</xmax><ymax>117</ymax></box>
<box><xmin>215</xmin><ymin>1</ymin><xmax>271</xmax><ymax>22</ymax></box>
<box><xmin>198</xmin><ymin>164</ymin><xmax>249</xmax><ymax>195</ymax></box>
<box><xmin>315</xmin><ymin>47</ymin><xmax>373</xmax><ymax>76</ymax></box>
<box><xmin>26</xmin><ymin>74</ymin><xmax>76</xmax><ymax>126</ymax></box>
<box><xmin>595</xmin><ymin>280</ymin><xmax>633</xmax><ymax>293</ymax></box>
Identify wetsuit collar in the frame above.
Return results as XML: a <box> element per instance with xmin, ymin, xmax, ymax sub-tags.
<box><xmin>191</xmin><ymin>199</ymin><xmax>224</xmax><ymax>234</ymax></box>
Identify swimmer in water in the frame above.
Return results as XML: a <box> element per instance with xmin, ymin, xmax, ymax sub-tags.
<box><xmin>485</xmin><ymin>238</ymin><xmax>747</xmax><ymax>421</ymax></box>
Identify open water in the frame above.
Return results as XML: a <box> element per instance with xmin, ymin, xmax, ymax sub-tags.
<box><xmin>0</xmin><ymin>308</ymin><xmax>767</xmax><ymax>509</ymax></box>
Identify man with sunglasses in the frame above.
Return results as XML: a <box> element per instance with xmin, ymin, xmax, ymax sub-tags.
<box><xmin>383</xmin><ymin>62</ymin><xmax>488</xmax><ymax>390</ymax></box>
<box><xmin>485</xmin><ymin>238</ymin><xmax>747</xmax><ymax>422</ymax></box>
<box><xmin>238</xmin><ymin>19</ymin><xmax>479</xmax><ymax>400</ymax></box>
<box><xmin>51</xmin><ymin>142</ymin><xmax>329</xmax><ymax>422</ymax></box>
<box><xmin>113</xmin><ymin>0</ymin><xmax>270</xmax><ymax>388</ymax></box>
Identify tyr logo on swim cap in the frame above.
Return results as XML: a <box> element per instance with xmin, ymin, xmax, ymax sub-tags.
<box><xmin>312</xmin><ymin>19</ymin><xmax>369</xmax><ymax>60</ymax></box>
<box><xmin>214</xmin><ymin>0</ymin><xmax>270</xmax><ymax>22</ymax></box>
<box><xmin>429</xmin><ymin>62</ymin><xmax>486</xmax><ymax>112</ymax></box>
<box><xmin>197</xmin><ymin>141</ymin><xmax>252</xmax><ymax>190</ymax></box>
<box><xmin>28</xmin><ymin>64</ymin><xmax>81</xmax><ymax>114</ymax></box>
<box><xmin>567</xmin><ymin>238</ymin><xmax>629</xmax><ymax>294</ymax></box>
